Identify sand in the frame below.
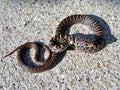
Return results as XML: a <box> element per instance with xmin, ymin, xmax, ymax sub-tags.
<box><xmin>0</xmin><ymin>0</ymin><xmax>120</xmax><ymax>90</ymax></box>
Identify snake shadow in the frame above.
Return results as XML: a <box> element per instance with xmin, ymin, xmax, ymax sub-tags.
<box><xmin>67</xmin><ymin>14</ymin><xmax>117</xmax><ymax>50</ymax></box>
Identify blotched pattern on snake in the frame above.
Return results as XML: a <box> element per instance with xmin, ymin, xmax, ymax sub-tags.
<box><xmin>2</xmin><ymin>14</ymin><xmax>105</xmax><ymax>73</ymax></box>
<box><xmin>49</xmin><ymin>14</ymin><xmax>105</xmax><ymax>53</ymax></box>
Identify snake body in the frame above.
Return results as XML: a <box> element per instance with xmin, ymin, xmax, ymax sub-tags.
<box><xmin>49</xmin><ymin>14</ymin><xmax>105</xmax><ymax>53</ymax></box>
<box><xmin>2</xmin><ymin>14</ymin><xmax>105</xmax><ymax>73</ymax></box>
<box><xmin>2</xmin><ymin>42</ymin><xmax>61</xmax><ymax>73</ymax></box>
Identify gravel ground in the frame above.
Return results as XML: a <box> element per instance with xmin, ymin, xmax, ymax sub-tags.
<box><xmin>0</xmin><ymin>0</ymin><xmax>120</xmax><ymax>90</ymax></box>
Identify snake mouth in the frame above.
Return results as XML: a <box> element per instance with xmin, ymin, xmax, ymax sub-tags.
<box><xmin>49</xmin><ymin>46</ymin><xmax>67</xmax><ymax>53</ymax></box>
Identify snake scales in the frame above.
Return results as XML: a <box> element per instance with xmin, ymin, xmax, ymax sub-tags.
<box><xmin>2</xmin><ymin>14</ymin><xmax>105</xmax><ymax>73</ymax></box>
<box><xmin>49</xmin><ymin>14</ymin><xmax>105</xmax><ymax>53</ymax></box>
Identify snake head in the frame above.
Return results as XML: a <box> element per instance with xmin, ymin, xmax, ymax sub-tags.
<box><xmin>49</xmin><ymin>41</ymin><xmax>69</xmax><ymax>53</ymax></box>
<box><xmin>49</xmin><ymin>35</ymin><xmax>69</xmax><ymax>53</ymax></box>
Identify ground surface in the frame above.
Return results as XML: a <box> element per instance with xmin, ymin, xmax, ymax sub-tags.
<box><xmin>0</xmin><ymin>0</ymin><xmax>120</xmax><ymax>90</ymax></box>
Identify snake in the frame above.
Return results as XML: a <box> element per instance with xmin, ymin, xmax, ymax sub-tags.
<box><xmin>49</xmin><ymin>14</ymin><xmax>105</xmax><ymax>53</ymax></box>
<box><xmin>2</xmin><ymin>14</ymin><xmax>105</xmax><ymax>73</ymax></box>
<box><xmin>2</xmin><ymin>42</ymin><xmax>61</xmax><ymax>73</ymax></box>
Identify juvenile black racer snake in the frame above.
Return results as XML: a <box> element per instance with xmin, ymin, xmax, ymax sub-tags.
<box><xmin>2</xmin><ymin>14</ymin><xmax>105</xmax><ymax>73</ymax></box>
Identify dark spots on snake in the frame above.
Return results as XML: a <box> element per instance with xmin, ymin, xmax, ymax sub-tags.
<box><xmin>76</xmin><ymin>42</ymin><xmax>79</xmax><ymax>45</ymax></box>
<box><xmin>85</xmin><ymin>47</ymin><xmax>89</xmax><ymax>50</ymax></box>
<box><xmin>82</xmin><ymin>48</ymin><xmax>86</xmax><ymax>51</ymax></box>
<box><xmin>85</xmin><ymin>43</ymin><xmax>89</xmax><ymax>46</ymax></box>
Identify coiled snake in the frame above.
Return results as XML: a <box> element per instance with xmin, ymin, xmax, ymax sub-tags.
<box><xmin>2</xmin><ymin>14</ymin><xmax>105</xmax><ymax>73</ymax></box>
